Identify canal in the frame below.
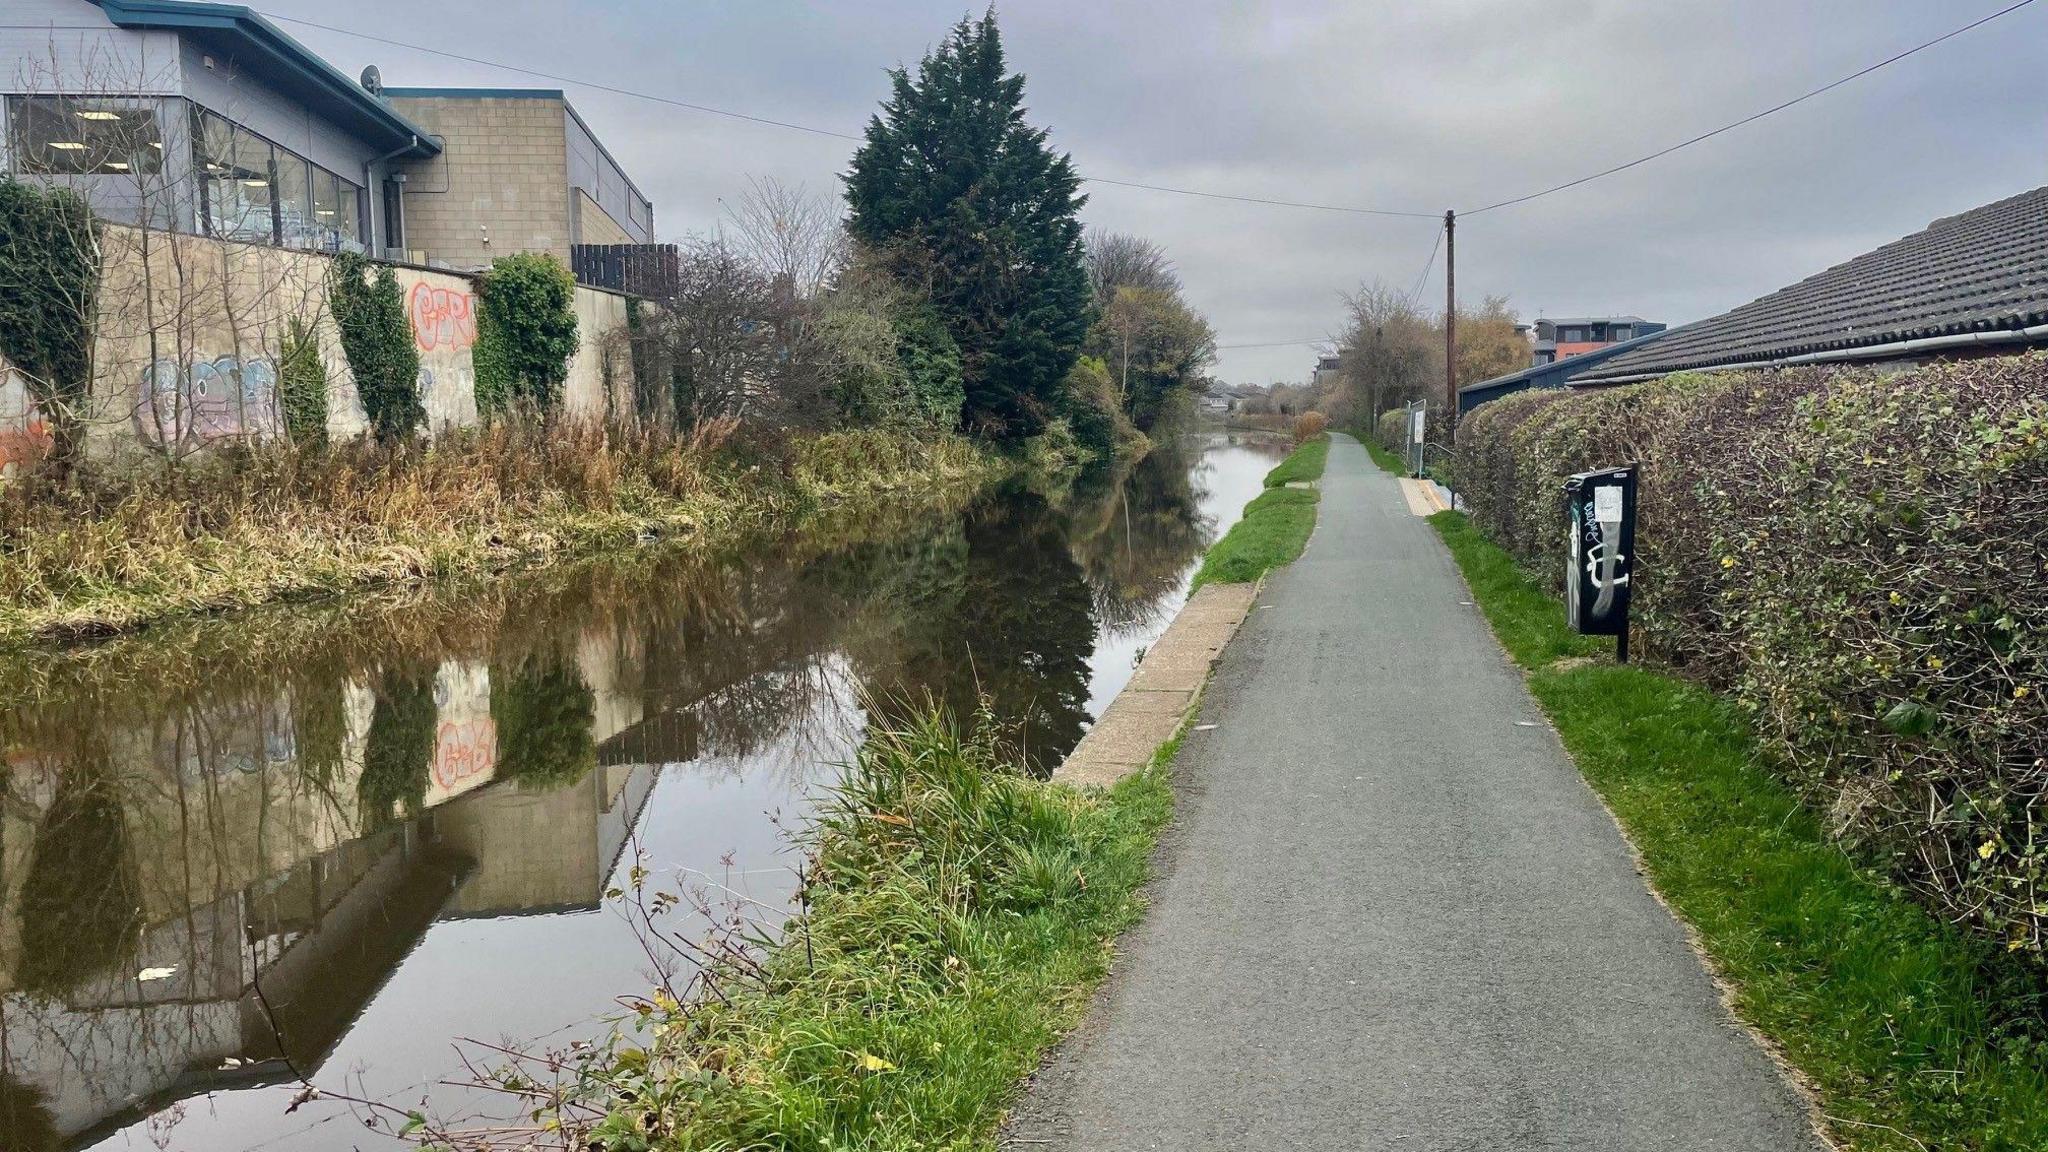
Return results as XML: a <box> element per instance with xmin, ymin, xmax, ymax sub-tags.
<box><xmin>0</xmin><ymin>429</ymin><xmax>1289</xmax><ymax>1152</ymax></box>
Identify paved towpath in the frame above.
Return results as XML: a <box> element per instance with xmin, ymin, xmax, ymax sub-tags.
<box><xmin>1008</xmin><ymin>434</ymin><xmax>1824</xmax><ymax>1151</ymax></box>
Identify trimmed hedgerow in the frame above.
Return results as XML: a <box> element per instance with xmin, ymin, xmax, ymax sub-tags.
<box><xmin>1453</xmin><ymin>354</ymin><xmax>2048</xmax><ymax>955</ymax></box>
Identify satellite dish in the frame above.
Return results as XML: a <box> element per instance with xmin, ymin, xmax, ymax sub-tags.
<box><xmin>360</xmin><ymin>65</ymin><xmax>383</xmax><ymax>96</ymax></box>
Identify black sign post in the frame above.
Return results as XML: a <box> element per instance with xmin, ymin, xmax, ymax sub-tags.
<box><xmin>1562</xmin><ymin>464</ymin><xmax>1638</xmax><ymax>663</ymax></box>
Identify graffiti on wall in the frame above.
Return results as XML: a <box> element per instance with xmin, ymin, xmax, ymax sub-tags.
<box><xmin>1</xmin><ymin>368</ymin><xmax>52</xmax><ymax>475</ymax></box>
<box><xmin>409</xmin><ymin>283</ymin><xmax>477</xmax><ymax>353</ymax></box>
<box><xmin>425</xmin><ymin>662</ymin><xmax>497</xmax><ymax>807</ymax></box>
<box><xmin>133</xmin><ymin>356</ymin><xmax>282</xmax><ymax>447</ymax></box>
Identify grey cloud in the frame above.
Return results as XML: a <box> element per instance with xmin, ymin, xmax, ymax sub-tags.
<box><xmin>278</xmin><ymin>0</ymin><xmax>2047</xmax><ymax>385</ymax></box>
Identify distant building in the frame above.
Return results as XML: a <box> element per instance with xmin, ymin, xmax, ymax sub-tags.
<box><xmin>1458</xmin><ymin>329</ymin><xmax>1671</xmax><ymax>414</ymax></box>
<box><xmin>1530</xmin><ymin>316</ymin><xmax>1665</xmax><ymax>366</ymax></box>
<box><xmin>1310</xmin><ymin>353</ymin><xmax>1343</xmax><ymax>394</ymax></box>
<box><xmin>383</xmin><ymin>87</ymin><xmax>656</xmax><ymax>273</ymax></box>
<box><xmin>1576</xmin><ymin>185</ymin><xmax>2048</xmax><ymax>385</ymax></box>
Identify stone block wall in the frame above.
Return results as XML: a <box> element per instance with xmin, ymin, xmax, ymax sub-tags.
<box><xmin>388</xmin><ymin>94</ymin><xmax>574</xmax><ymax>270</ymax></box>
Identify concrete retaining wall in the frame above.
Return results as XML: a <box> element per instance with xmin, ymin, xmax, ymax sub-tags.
<box><xmin>68</xmin><ymin>224</ymin><xmax>633</xmax><ymax>463</ymax></box>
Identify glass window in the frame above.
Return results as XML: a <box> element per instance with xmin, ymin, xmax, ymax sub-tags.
<box><xmin>276</xmin><ymin>151</ymin><xmax>313</xmax><ymax>249</ymax></box>
<box><xmin>336</xmin><ymin>181</ymin><xmax>361</xmax><ymax>248</ymax></box>
<box><xmin>8</xmin><ymin>95</ymin><xmax>162</xmax><ymax>175</ymax></box>
<box><xmin>195</xmin><ymin>109</ymin><xmax>272</xmax><ymax>242</ymax></box>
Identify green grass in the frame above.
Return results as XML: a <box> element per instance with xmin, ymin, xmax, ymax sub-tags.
<box><xmin>553</xmin><ymin>710</ymin><xmax>1179</xmax><ymax>1151</ymax></box>
<box><xmin>1431</xmin><ymin>510</ymin><xmax>2048</xmax><ymax>1152</ymax></box>
<box><xmin>1190</xmin><ymin>487</ymin><xmax>1318</xmax><ymax>589</ymax></box>
<box><xmin>1261</xmin><ymin>433</ymin><xmax>1329</xmax><ymax>487</ymax></box>
<box><xmin>1359</xmin><ymin>434</ymin><xmax>1406</xmax><ymax>474</ymax></box>
<box><xmin>1190</xmin><ymin>437</ymin><xmax>1327</xmax><ymax>590</ymax></box>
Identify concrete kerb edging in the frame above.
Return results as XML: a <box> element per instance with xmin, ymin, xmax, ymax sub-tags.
<box><xmin>1050</xmin><ymin>577</ymin><xmax>1263</xmax><ymax>790</ymax></box>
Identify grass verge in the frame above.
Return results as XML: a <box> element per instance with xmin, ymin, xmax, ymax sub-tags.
<box><xmin>527</xmin><ymin>711</ymin><xmax>1179</xmax><ymax>1151</ymax></box>
<box><xmin>1261</xmin><ymin>433</ymin><xmax>1329</xmax><ymax>487</ymax></box>
<box><xmin>1431</xmin><ymin>510</ymin><xmax>2048</xmax><ymax>1152</ymax></box>
<box><xmin>1190</xmin><ymin>435</ymin><xmax>1326</xmax><ymax>590</ymax></box>
<box><xmin>1359</xmin><ymin>433</ymin><xmax>1405</xmax><ymax>474</ymax></box>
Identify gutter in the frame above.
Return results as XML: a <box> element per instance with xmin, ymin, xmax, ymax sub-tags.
<box><xmin>1576</xmin><ymin>322</ymin><xmax>2048</xmax><ymax>386</ymax></box>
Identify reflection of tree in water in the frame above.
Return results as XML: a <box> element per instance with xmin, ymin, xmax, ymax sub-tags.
<box><xmin>492</xmin><ymin>651</ymin><xmax>597</xmax><ymax>790</ymax></box>
<box><xmin>859</xmin><ymin>490</ymin><xmax>1097</xmax><ymax>775</ymax></box>
<box><xmin>13</xmin><ymin>743</ymin><xmax>141</xmax><ymax>996</ymax></box>
<box><xmin>1061</xmin><ymin>439</ymin><xmax>1211</xmax><ymax>640</ymax></box>
<box><xmin>358</xmin><ymin>667</ymin><xmax>434</xmax><ymax>832</ymax></box>
<box><xmin>0</xmin><ymin>1072</ymin><xmax>59</xmax><ymax>1152</ymax></box>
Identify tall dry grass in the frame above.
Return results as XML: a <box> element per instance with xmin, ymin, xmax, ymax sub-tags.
<box><xmin>0</xmin><ymin>418</ymin><xmax>998</xmax><ymax>644</ymax></box>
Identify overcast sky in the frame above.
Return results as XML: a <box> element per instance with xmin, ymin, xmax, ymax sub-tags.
<box><xmin>271</xmin><ymin>0</ymin><xmax>2047</xmax><ymax>386</ymax></box>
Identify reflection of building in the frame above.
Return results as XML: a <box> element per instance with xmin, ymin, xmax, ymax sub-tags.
<box><xmin>0</xmin><ymin>631</ymin><xmax>653</xmax><ymax>1147</ymax></box>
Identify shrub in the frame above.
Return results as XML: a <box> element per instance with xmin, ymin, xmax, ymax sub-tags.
<box><xmin>277</xmin><ymin>316</ymin><xmax>328</xmax><ymax>449</ymax></box>
<box><xmin>1375</xmin><ymin>408</ymin><xmax>1406</xmax><ymax>456</ymax></box>
<box><xmin>0</xmin><ymin>179</ymin><xmax>97</xmax><ymax>469</ymax></box>
<box><xmin>328</xmin><ymin>252</ymin><xmax>421</xmax><ymax>441</ymax></box>
<box><xmin>1453</xmin><ymin>355</ymin><xmax>2048</xmax><ymax>953</ymax></box>
<box><xmin>1292</xmin><ymin>410</ymin><xmax>1328</xmax><ymax>443</ymax></box>
<box><xmin>477</xmin><ymin>252</ymin><xmax>579</xmax><ymax>413</ymax></box>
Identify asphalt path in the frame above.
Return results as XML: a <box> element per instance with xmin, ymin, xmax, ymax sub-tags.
<box><xmin>1006</xmin><ymin>434</ymin><xmax>1824</xmax><ymax>1151</ymax></box>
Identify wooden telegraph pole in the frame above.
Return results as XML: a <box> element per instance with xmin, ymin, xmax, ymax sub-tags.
<box><xmin>1443</xmin><ymin>209</ymin><xmax>1457</xmax><ymax>420</ymax></box>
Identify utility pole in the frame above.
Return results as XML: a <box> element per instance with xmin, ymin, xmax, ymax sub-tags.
<box><xmin>1443</xmin><ymin>209</ymin><xmax>1457</xmax><ymax>422</ymax></box>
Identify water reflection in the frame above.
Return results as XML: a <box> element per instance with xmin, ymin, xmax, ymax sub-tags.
<box><xmin>0</xmin><ymin>430</ymin><xmax>1288</xmax><ymax>1151</ymax></box>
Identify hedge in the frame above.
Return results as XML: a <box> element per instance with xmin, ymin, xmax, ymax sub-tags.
<box><xmin>1453</xmin><ymin>354</ymin><xmax>2048</xmax><ymax>954</ymax></box>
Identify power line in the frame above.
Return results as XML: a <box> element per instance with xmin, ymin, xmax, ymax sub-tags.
<box><xmin>1404</xmin><ymin>223</ymin><xmax>1445</xmax><ymax>310</ymax></box>
<box><xmin>259</xmin><ymin>12</ymin><xmax>866</xmax><ymax>141</ymax></box>
<box><xmin>1459</xmin><ymin>0</ymin><xmax>2040</xmax><ymax>215</ymax></box>
<box><xmin>259</xmin><ymin>11</ymin><xmax>1441</xmax><ymax>220</ymax></box>
<box><xmin>1082</xmin><ymin>176</ymin><xmax>1437</xmax><ymax>219</ymax></box>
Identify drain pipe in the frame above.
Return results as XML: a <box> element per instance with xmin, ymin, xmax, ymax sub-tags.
<box><xmin>1580</xmin><ymin>322</ymin><xmax>2048</xmax><ymax>386</ymax></box>
<box><xmin>363</xmin><ymin>134</ymin><xmax>421</xmax><ymax>256</ymax></box>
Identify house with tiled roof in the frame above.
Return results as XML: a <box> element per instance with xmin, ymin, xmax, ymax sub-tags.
<box><xmin>1575</xmin><ymin>185</ymin><xmax>2048</xmax><ymax>385</ymax></box>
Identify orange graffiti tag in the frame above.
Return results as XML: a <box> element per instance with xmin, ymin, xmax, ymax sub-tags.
<box><xmin>409</xmin><ymin>283</ymin><xmax>478</xmax><ymax>353</ymax></box>
<box><xmin>432</xmin><ymin>717</ymin><xmax>498</xmax><ymax>791</ymax></box>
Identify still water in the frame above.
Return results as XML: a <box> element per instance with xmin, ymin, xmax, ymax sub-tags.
<box><xmin>0</xmin><ymin>430</ymin><xmax>1288</xmax><ymax>1152</ymax></box>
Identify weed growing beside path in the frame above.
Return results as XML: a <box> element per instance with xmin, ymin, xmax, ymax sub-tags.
<box><xmin>456</xmin><ymin>713</ymin><xmax>1176</xmax><ymax>1152</ymax></box>
<box><xmin>1191</xmin><ymin>435</ymin><xmax>1325</xmax><ymax>589</ymax></box>
<box><xmin>1432</xmin><ymin>510</ymin><xmax>2048</xmax><ymax>1152</ymax></box>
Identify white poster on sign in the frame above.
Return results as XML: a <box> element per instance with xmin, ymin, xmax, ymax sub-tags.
<box><xmin>1594</xmin><ymin>486</ymin><xmax>1623</xmax><ymax>522</ymax></box>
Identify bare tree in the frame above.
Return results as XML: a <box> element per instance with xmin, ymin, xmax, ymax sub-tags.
<box><xmin>1084</xmin><ymin>227</ymin><xmax>1179</xmax><ymax>301</ymax></box>
<box><xmin>723</xmin><ymin>177</ymin><xmax>846</xmax><ymax>301</ymax></box>
<box><xmin>5</xmin><ymin>41</ymin><xmax>342</xmax><ymax>474</ymax></box>
<box><xmin>1337</xmin><ymin>281</ymin><xmax>1438</xmax><ymax>425</ymax></box>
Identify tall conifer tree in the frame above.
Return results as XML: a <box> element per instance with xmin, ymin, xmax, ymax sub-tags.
<box><xmin>845</xmin><ymin>11</ymin><xmax>1091</xmax><ymax>439</ymax></box>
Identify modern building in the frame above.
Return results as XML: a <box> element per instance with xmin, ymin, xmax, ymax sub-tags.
<box><xmin>1575</xmin><ymin>185</ymin><xmax>2048</xmax><ymax>385</ymax></box>
<box><xmin>1457</xmin><ymin>328</ymin><xmax>1670</xmax><ymax>414</ymax></box>
<box><xmin>1</xmin><ymin>2</ymin><xmax>658</xmax><ymax>279</ymax></box>
<box><xmin>382</xmin><ymin>87</ymin><xmax>656</xmax><ymax>271</ymax></box>
<box><xmin>1</xmin><ymin>0</ymin><xmax>441</xmax><ymax>252</ymax></box>
<box><xmin>1529</xmin><ymin>316</ymin><xmax>1665</xmax><ymax>366</ymax></box>
<box><xmin>1310</xmin><ymin>352</ymin><xmax>1343</xmax><ymax>393</ymax></box>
